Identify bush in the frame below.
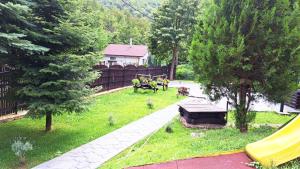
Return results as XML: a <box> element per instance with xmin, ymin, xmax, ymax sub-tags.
<box><xmin>233</xmin><ymin>111</ymin><xmax>256</xmax><ymax>129</ymax></box>
<box><xmin>11</xmin><ymin>137</ymin><xmax>33</xmax><ymax>165</ymax></box>
<box><xmin>132</xmin><ymin>79</ymin><xmax>140</xmax><ymax>93</ymax></box>
<box><xmin>147</xmin><ymin>99</ymin><xmax>154</xmax><ymax>109</ymax></box>
<box><xmin>108</xmin><ymin>114</ymin><xmax>115</xmax><ymax>126</ymax></box>
<box><xmin>165</xmin><ymin>124</ymin><xmax>173</xmax><ymax>133</ymax></box>
<box><xmin>132</xmin><ymin>79</ymin><xmax>140</xmax><ymax>87</ymax></box>
<box><xmin>176</xmin><ymin>64</ymin><xmax>195</xmax><ymax>80</ymax></box>
<box><xmin>149</xmin><ymin>81</ymin><xmax>157</xmax><ymax>89</ymax></box>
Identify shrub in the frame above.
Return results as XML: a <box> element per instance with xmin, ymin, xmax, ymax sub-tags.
<box><xmin>149</xmin><ymin>81</ymin><xmax>157</xmax><ymax>89</ymax></box>
<box><xmin>233</xmin><ymin>111</ymin><xmax>256</xmax><ymax>129</ymax></box>
<box><xmin>147</xmin><ymin>99</ymin><xmax>154</xmax><ymax>109</ymax></box>
<box><xmin>108</xmin><ymin>114</ymin><xmax>115</xmax><ymax>126</ymax></box>
<box><xmin>132</xmin><ymin>79</ymin><xmax>140</xmax><ymax>92</ymax></box>
<box><xmin>132</xmin><ymin>79</ymin><xmax>140</xmax><ymax>87</ymax></box>
<box><xmin>163</xmin><ymin>79</ymin><xmax>170</xmax><ymax>85</ymax></box>
<box><xmin>11</xmin><ymin>137</ymin><xmax>33</xmax><ymax>165</ymax></box>
<box><xmin>176</xmin><ymin>64</ymin><xmax>195</xmax><ymax>80</ymax></box>
<box><xmin>246</xmin><ymin>162</ymin><xmax>263</xmax><ymax>169</ymax></box>
<box><xmin>165</xmin><ymin>124</ymin><xmax>173</xmax><ymax>133</ymax></box>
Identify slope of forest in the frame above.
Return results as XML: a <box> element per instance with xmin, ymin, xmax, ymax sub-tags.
<box><xmin>98</xmin><ymin>0</ymin><xmax>162</xmax><ymax>45</ymax></box>
<box><xmin>98</xmin><ymin>0</ymin><xmax>161</xmax><ymax>18</ymax></box>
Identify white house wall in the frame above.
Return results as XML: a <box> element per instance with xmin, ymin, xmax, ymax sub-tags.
<box><xmin>103</xmin><ymin>53</ymin><xmax>149</xmax><ymax>66</ymax></box>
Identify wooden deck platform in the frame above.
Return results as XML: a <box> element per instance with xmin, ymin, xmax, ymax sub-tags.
<box><xmin>179</xmin><ymin>99</ymin><xmax>228</xmax><ymax>126</ymax></box>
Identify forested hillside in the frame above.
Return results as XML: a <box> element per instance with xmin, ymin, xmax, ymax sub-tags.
<box><xmin>99</xmin><ymin>0</ymin><xmax>161</xmax><ymax>18</ymax></box>
<box><xmin>98</xmin><ymin>0</ymin><xmax>162</xmax><ymax>45</ymax></box>
<box><xmin>101</xmin><ymin>9</ymin><xmax>150</xmax><ymax>45</ymax></box>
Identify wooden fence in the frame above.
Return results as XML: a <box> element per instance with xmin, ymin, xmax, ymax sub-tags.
<box><xmin>0</xmin><ymin>65</ymin><xmax>168</xmax><ymax>116</ymax></box>
<box><xmin>0</xmin><ymin>66</ymin><xmax>17</xmax><ymax>116</ymax></box>
<box><xmin>92</xmin><ymin>65</ymin><xmax>169</xmax><ymax>91</ymax></box>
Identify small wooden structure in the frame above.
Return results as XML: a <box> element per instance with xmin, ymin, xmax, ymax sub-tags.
<box><xmin>179</xmin><ymin>99</ymin><xmax>227</xmax><ymax>128</ymax></box>
<box><xmin>286</xmin><ymin>89</ymin><xmax>300</xmax><ymax>109</ymax></box>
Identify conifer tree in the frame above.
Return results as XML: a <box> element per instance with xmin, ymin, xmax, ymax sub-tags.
<box><xmin>190</xmin><ymin>0</ymin><xmax>300</xmax><ymax>132</ymax></box>
<box><xmin>0</xmin><ymin>1</ymin><xmax>49</xmax><ymax>65</ymax></box>
<box><xmin>1</xmin><ymin>0</ymin><xmax>103</xmax><ymax>131</ymax></box>
<box><xmin>149</xmin><ymin>0</ymin><xmax>198</xmax><ymax>80</ymax></box>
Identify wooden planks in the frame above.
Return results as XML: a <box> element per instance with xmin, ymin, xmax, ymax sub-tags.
<box><xmin>0</xmin><ymin>66</ymin><xmax>17</xmax><ymax>116</ymax></box>
<box><xmin>92</xmin><ymin>65</ymin><xmax>169</xmax><ymax>91</ymax></box>
<box><xmin>285</xmin><ymin>90</ymin><xmax>300</xmax><ymax>109</ymax></box>
<box><xmin>179</xmin><ymin>99</ymin><xmax>227</xmax><ymax>113</ymax></box>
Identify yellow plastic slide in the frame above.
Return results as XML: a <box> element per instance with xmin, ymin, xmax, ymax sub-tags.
<box><xmin>246</xmin><ymin>115</ymin><xmax>300</xmax><ymax>168</ymax></box>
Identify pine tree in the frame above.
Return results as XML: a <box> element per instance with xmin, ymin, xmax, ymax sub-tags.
<box><xmin>0</xmin><ymin>1</ymin><xmax>49</xmax><ymax>65</ymax></box>
<box><xmin>190</xmin><ymin>0</ymin><xmax>300</xmax><ymax>132</ymax></box>
<box><xmin>149</xmin><ymin>0</ymin><xmax>198</xmax><ymax>80</ymax></box>
<box><xmin>1</xmin><ymin>0</ymin><xmax>104</xmax><ymax>131</ymax></box>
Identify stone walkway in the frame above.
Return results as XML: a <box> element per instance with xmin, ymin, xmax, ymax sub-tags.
<box><xmin>32</xmin><ymin>81</ymin><xmax>299</xmax><ymax>169</ymax></box>
<box><xmin>33</xmin><ymin>92</ymin><xmax>192</xmax><ymax>169</ymax></box>
<box><xmin>170</xmin><ymin>81</ymin><xmax>300</xmax><ymax>114</ymax></box>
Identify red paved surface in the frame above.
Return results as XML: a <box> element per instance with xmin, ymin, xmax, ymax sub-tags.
<box><xmin>127</xmin><ymin>152</ymin><xmax>254</xmax><ymax>169</ymax></box>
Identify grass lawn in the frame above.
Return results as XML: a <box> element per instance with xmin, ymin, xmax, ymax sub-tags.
<box><xmin>101</xmin><ymin>112</ymin><xmax>298</xmax><ymax>169</ymax></box>
<box><xmin>0</xmin><ymin>87</ymin><xmax>184</xmax><ymax>169</ymax></box>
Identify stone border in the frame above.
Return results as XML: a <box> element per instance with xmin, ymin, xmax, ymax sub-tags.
<box><xmin>0</xmin><ymin>110</ymin><xmax>28</xmax><ymax>123</ymax></box>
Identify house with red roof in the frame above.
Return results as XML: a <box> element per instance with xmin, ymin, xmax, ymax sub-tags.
<box><xmin>102</xmin><ymin>41</ymin><xmax>149</xmax><ymax>67</ymax></box>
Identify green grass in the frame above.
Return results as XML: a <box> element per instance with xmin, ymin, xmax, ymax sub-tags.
<box><xmin>228</xmin><ymin>111</ymin><xmax>296</xmax><ymax>125</ymax></box>
<box><xmin>0</xmin><ymin>88</ymin><xmax>184</xmax><ymax>169</ymax></box>
<box><xmin>101</xmin><ymin>112</ymin><xmax>298</xmax><ymax>169</ymax></box>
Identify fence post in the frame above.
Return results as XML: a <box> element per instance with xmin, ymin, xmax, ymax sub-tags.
<box><xmin>122</xmin><ymin>66</ymin><xmax>125</xmax><ymax>87</ymax></box>
<box><xmin>107</xmin><ymin>67</ymin><xmax>111</xmax><ymax>90</ymax></box>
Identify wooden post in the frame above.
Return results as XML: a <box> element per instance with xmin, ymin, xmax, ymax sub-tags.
<box><xmin>107</xmin><ymin>67</ymin><xmax>111</xmax><ymax>90</ymax></box>
<box><xmin>280</xmin><ymin>102</ymin><xmax>284</xmax><ymax>112</ymax></box>
<box><xmin>122</xmin><ymin>66</ymin><xmax>125</xmax><ymax>87</ymax></box>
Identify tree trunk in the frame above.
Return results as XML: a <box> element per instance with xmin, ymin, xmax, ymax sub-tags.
<box><xmin>169</xmin><ymin>46</ymin><xmax>179</xmax><ymax>80</ymax></box>
<box><xmin>238</xmin><ymin>82</ymin><xmax>248</xmax><ymax>133</ymax></box>
<box><xmin>45</xmin><ymin>112</ymin><xmax>52</xmax><ymax>132</ymax></box>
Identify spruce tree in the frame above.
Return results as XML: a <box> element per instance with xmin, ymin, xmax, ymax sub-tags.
<box><xmin>0</xmin><ymin>1</ymin><xmax>48</xmax><ymax>65</ymax></box>
<box><xmin>1</xmin><ymin>0</ymin><xmax>103</xmax><ymax>131</ymax></box>
<box><xmin>190</xmin><ymin>0</ymin><xmax>300</xmax><ymax>132</ymax></box>
<box><xmin>149</xmin><ymin>0</ymin><xmax>198</xmax><ymax>80</ymax></box>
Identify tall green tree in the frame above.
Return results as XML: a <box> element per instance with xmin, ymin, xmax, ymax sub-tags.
<box><xmin>149</xmin><ymin>0</ymin><xmax>198</xmax><ymax>80</ymax></box>
<box><xmin>1</xmin><ymin>0</ymin><xmax>104</xmax><ymax>131</ymax></box>
<box><xmin>0</xmin><ymin>1</ymin><xmax>49</xmax><ymax>65</ymax></box>
<box><xmin>101</xmin><ymin>8</ymin><xmax>150</xmax><ymax>45</ymax></box>
<box><xmin>190</xmin><ymin>0</ymin><xmax>300</xmax><ymax>132</ymax></box>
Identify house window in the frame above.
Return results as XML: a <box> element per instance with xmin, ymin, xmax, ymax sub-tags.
<box><xmin>110</xmin><ymin>57</ymin><xmax>116</xmax><ymax>61</ymax></box>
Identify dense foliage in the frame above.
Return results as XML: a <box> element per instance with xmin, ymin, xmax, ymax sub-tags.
<box><xmin>101</xmin><ymin>8</ymin><xmax>150</xmax><ymax>45</ymax></box>
<box><xmin>149</xmin><ymin>0</ymin><xmax>199</xmax><ymax>80</ymax></box>
<box><xmin>0</xmin><ymin>1</ymin><xmax>49</xmax><ymax>65</ymax></box>
<box><xmin>176</xmin><ymin>64</ymin><xmax>195</xmax><ymax>80</ymax></box>
<box><xmin>190</xmin><ymin>0</ymin><xmax>300</xmax><ymax>132</ymax></box>
<box><xmin>99</xmin><ymin>0</ymin><xmax>161</xmax><ymax>18</ymax></box>
<box><xmin>0</xmin><ymin>0</ymin><xmax>104</xmax><ymax>131</ymax></box>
